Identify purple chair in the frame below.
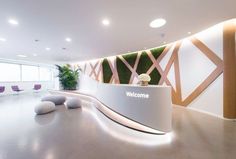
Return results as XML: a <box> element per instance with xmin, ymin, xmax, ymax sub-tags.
<box><xmin>0</xmin><ymin>86</ymin><xmax>5</xmax><ymax>93</ymax></box>
<box><xmin>33</xmin><ymin>84</ymin><xmax>41</xmax><ymax>91</ymax></box>
<box><xmin>11</xmin><ymin>85</ymin><xmax>24</xmax><ymax>93</ymax></box>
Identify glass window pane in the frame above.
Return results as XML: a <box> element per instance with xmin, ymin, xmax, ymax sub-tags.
<box><xmin>0</xmin><ymin>63</ymin><xmax>21</xmax><ymax>82</ymax></box>
<box><xmin>21</xmin><ymin>65</ymin><xmax>39</xmax><ymax>81</ymax></box>
<box><xmin>39</xmin><ymin>67</ymin><xmax>52</xmax><ymax>81</ymax></box>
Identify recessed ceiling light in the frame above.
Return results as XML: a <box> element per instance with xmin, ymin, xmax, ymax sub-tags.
<box><xmin>188</xmin><ymin>31</ymin><xmax>192</xmax><ymax>35</ymax></box>
<box><xmin>17</xmin><ymin>54</ymin><xmax>27</xmax><ymax>58</ymax></box>
<box><xmin>33</xmin><ymin>54</ymin><xmax>37</xmax><ymax>57</ymax></box>
<box><xmin>45</xmin><ymin>47</ymin><xmax>51</xmax><ymax>51</ymax></box>
<box><xmin>0</xmin><ymin>38</ymin><xmax>6</xmax><ymax>42</ymax></box>
<box><xmin>65</xmin><ymin>38</ymin><xmax>72</xmax><ymax>42</ymax></box>
<box><xmin>8</xmin><ymin>19</ymin><xmax>19</xmax><ymax>25</ymax></box>
<box><xmin>102</xmin><ymin>19</ymin><xmax>110</xmax><ymax>26</ymax></box>
<box><xmin>150</xmin><ymin>18</ymin><xmax>166</xmax><ymax>28</ymax></box>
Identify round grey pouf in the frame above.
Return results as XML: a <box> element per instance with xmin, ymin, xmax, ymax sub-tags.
<box><xmin>66</xmin><ymin>98</ymin><xmax>82</xmax><ymax>109</ymax></box>
<box><xmin>35</xmin><ymin>101</ymin><xmax>56</xmax><ymax>115</ymax></box>
<box><xmin>41</xmin><ymin>95</ymin><xmax>66</xmax><ymax>105</ymax></box>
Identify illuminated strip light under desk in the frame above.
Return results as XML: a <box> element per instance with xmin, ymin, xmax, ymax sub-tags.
<box><xmin>50</xmin><ymin>74</ymin><xmax>172</xmax><ymax>134</ymax></box>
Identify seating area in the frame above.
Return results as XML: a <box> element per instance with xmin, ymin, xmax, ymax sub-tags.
<box><xmin>11</xmin><ymin>85</ymin><xmax>24</xmax><ymax>93</ymax></box>
<box><xmin>33</xmin><ymin>84</ymin><xmax>42</xmax><ymax>91</ymax></box>
<box><xmin>0</xmin><ymin>84</ymin><xmax>42</xmax><ymax>95</ymax></box>
<box><xmin>0</xmin><ymin>86</ymin><xmax>5</xmax><ymax>93</ymax></box>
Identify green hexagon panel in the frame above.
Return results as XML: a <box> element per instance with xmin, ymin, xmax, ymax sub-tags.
<box><xmin>116</xmin><ymin>56</ymin><xmax>132</xmax><ymax>84</ymax></box>
<box><xmin>150</xmin><ymin>46</ymin><xmax>166</xmax><ymax>59</ymax></box>
<box><xmin>122</xmin><ymin>53</ymin><xmax>137</xmax><ymax>67</ymax></box>
<box><xmin>136</xmin><ymin>51</ymin><xmax>153</xmax><ymax>75</ymax></box>
<box><xmin>100</xmin><ymin>46</ymin><xmax>166</xmax><ymax>84</ymax></box>
<box><xmin>149</xmin><ymin>68</ymin><xmax>161</xmax><ymax>85</ymax></box>
<box><xmin>102</xmin><ymin>58</ymin><xmax>113</xmax><ymax>83</ymax></box>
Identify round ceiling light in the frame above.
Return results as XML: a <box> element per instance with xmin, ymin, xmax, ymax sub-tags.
<box><xmin>8</xmin><ymin>19</ymin><xmax>19</xmax><ymax>25</ymax></box>
<box><xmin>65</xmin><ymin>38</ymin><xmax>72</xmax><ymax>42</ymax></box>
<box><xmin>0</xmin><ymin>38</ymin><xmax>6</xmax><ymax>42</ymax></box>
<box><xmin>150</xmin><ymin>18</ymin><xmax>166</xmax><ymax>28</ymax></box>
<box><xmin>17</xmin><ymin>54</ymin><xmax>27</xmax><ymax>58</ymax></box>
<box><xmin>102</xmin><ymin>19</ymin><xmax>110</xmax><ymax>26</ymax></box>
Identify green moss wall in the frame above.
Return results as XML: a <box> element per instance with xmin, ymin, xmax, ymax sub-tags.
<box><xmin>100</xmin><ymin>46</ymin><xmax>166</xmax><ymax>84</ymax></box>
<box><xmin>102</xmin><ymin>58</ymin><xmax>113</xmax><ymax>83</ymax></box>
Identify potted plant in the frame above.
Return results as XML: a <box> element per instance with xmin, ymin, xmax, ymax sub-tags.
<box><xmin>138</xmin><ymin>73</ymin><xmax>151</xmax><ymax>86</ymax></box>
<box><xmin>56</xmin><ymin>64</ymin><xmax>79</xmax><ymax>90</ymax></box>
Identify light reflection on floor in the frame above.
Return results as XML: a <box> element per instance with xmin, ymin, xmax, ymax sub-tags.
<box><xmin>0</xmin><ymin>92</ymin><xmax>236</xmax><ymax>159</ymax></box>
<box><xmin>82</xmin><ymin>101</ymin><xmax>174</xmax><ymax>146</ymax></box>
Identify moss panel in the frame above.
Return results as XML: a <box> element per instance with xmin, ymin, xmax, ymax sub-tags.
<box><xmin>116</xmin><ymin>56</ymin><xmax>132</xmax><ymax>84</ymax></box>
<box><xmin>122</xmin><ymin>53</ymin><xmax>138</xmax><ymax>67</ymax></box>
<box><xmin>136</xmin><ymin>51</ymin><xmax>153</xmax><ymax>75</ymax></box>
<box><xmin>149</xmin><ymin>68</ymin><xmax>161</xmax><ymax>85</ymax></box>
<box><xmin>150</xmin><ymin>46</ymin><xmax>166</xmax><ymax>59</ymax></box>
<box><xmin>102</xmin><ymin>58</ymin><xmax>113</xmax><ymax>83</ymax></box>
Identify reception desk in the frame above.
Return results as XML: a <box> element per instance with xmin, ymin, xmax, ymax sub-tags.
<box><xmin>52</xmin><ymin>74</ymin><xmax>172</xmax><ymax>134</ymax></box>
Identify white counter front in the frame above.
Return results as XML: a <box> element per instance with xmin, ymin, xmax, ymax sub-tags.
<box><xmin>76</xmin><ymin>73</ymin><xmax>172</xmax><ymax>134</ymax></box>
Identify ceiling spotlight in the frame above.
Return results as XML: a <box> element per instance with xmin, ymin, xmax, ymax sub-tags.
<box><xmin>33</xmin><ymin>54</ymin><xmax>37</xmax><ymax>57</ymax></box>
<box><xmin>65</xmin><ymin>38</ymin><xmax>72</xmax><ymax>42</ymax></box>
<box><xmin>45</xmin><ymin>47</ymin><xmax>51</xmax><ymax>51</ymax></box>
<box><xmin>34</xmin><ymin>39</ymin><xmax>39</xmax><ymax>42</ymax></box>
<box><xmin>150</xmin><ymin>18</ymin><xmax>166</xmax><ymax>28</ymax></box>
<box><xmin>0</xmin><ymin>38</ymin><xmax>6</xmax><ymax>42</ymax></box>
<box><xmin>8</xmin><ymin>18</ymin><xmax>19</xmax><ymax>25</ymax></box>
<box><xmin>188</xmin><ymin>31</ymin><xmax>192</xmax><ymax>35</ymax></box>
<box><xmin>102</xmin><ymin>19</ymin><xmax>110</xmax><ymax>26</ymax></box>
<box><xmin>17</xmin><ymin>54</ymin><xmax>27</xmax><ymax>58</ymax></box>
<box><xmin>62</xmin><ymin>47</ymin><xmax>66</xmax><ymax>50</ymax></box>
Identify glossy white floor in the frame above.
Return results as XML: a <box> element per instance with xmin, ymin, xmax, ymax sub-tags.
<box><xmin>0</xmin><ymin>92</ymin><xmax>235</xmax><ymax>159</ymax></box>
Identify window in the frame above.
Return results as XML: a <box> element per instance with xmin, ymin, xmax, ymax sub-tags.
<box><xmin>39</xmin><ymin>67</ymin><xmax>52</xmax><ymax>81</ymax></box>
<box><xmin>0</xmin><ymin>63</ymin><xmax>21</xmax><ymax>82</ymax></box>
<box><xmin>21</xmin><ymin>65</ymin><xmax>39</xmax><ymax>81</ymax></box>
<box><xmin>0</xmin><ymin>62</ymin><xmax>53</xmax><ymax>82</ymax></box>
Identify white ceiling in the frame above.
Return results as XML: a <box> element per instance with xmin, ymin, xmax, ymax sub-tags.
<box><xmin>0</xmin><ymin>0</ymin><xmax>235</xmax><ymax>64</ymax></box>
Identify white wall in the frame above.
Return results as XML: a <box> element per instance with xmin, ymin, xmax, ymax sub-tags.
<box><xmin>161</xmin><ymin>22</ymin><xmax>224</xmax><ymax>117</ymax></box>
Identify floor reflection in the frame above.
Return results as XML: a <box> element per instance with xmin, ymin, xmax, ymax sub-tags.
<box><xmin>82</xmin><ymin>101</ymin><xmax>174</xmax><ymax>146</ymax></box>
<box><xmin>0</xmin><ymin>92</ymin><xmax>236</xmax><ymax>159</ymax></box>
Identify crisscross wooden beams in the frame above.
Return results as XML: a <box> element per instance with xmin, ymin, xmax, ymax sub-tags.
<box><xmin>156</xmin><ymin>42</ymin><xmax>182</xmax><ymax>104</ymax></box>
<box><xmin>83</xmin><ymin>63</ymin><xmax>87</xmax><ymax>74</ymax></box>
<box><xmin>107</xmin><ymin>58</ymin><xmax>120</xmax><ymax>84</ymax></box>
<box><xmin>76</xmin><ymin>21</ymin><xmax>233</xmax><ymax>110</ymax></box>
<box><xmin>182</xmin><ymin>37</ymin><xmax>224</xmax><ymax>106</ymax></box>
<box><xmin>154</xmin><ymin>39</ymin><xmax>223</xmax><ymax>106</ymax></box>
<box><xmin>89</xmin><ymin>60</ymin><xmax>103</xmax><ymax>81</ymax></box>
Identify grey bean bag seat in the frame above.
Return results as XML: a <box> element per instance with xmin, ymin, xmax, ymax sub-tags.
<box><xmin>41</xmin><ymin>95</ymin><xmax>66</xmax><ymax>105</ymax></box>
<box><xmin>35</xmin><ymin>101</ymin><xmax>55</xmax><ymax>115</ymax></box>
<box><xmin>66</xmin><ymin>98</ymin><xmax>82</xmax><ymax>109</ymax></box>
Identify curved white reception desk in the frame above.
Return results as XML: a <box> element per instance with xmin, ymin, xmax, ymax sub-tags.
<box><xmin>52</xmin><ymin>74</ymin><xmax>172</xmax><ymax>134</ymax></box>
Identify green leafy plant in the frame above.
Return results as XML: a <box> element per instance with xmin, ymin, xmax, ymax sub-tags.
<box><xmin>56</xmin><ymin>64</ymin><xmax>79</xmax><ymax>90</ymax></box>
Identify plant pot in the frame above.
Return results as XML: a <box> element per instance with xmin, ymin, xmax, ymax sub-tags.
<box><xmin>140</xmin><ymin>81</ymin><xmax>149</xmax><ymax>86</ymax></box>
